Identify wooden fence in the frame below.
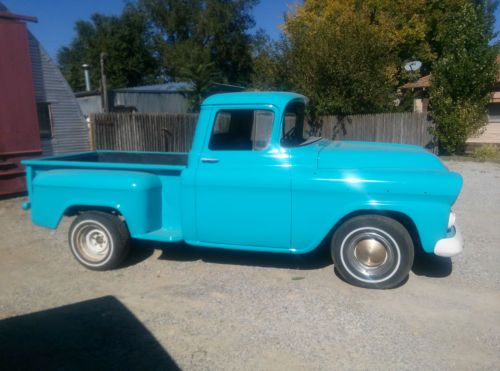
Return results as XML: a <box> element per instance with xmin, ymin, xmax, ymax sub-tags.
<box><xmin>90</xmin><ymin>112</ymin><xmax>199</xmax><ymax>152</ymax></box>
<box><xmin>90</xmin><ymin>111</ymin><xmax>435</xmax><ymax>152</ymax></box>
<box><xmin>315</xmin><ymin>112</ymin><xmax>435</xmax><ymax>150</ymax></box>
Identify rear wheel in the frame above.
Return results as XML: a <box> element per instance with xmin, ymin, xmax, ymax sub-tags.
<box><xmin>68</xmin><ymin>211</ymin><xmax>130</xmax><ymax>270</ymax></box>
<box><xmin>331</xmin><ymin>215</ymin><xmax>414</xmax><ymax>289</ymax></box>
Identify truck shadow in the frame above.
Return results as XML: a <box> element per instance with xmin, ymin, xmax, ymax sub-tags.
<box><xmin>132</xmin><ymin>240</ymin><xmax>332</xmax><ymax>270</ymax></box>
<box><xmin>411</xmin><ymin>249</ymin><xmax>453</xmax><ymax>278</ymax></box>
<box><xmin>0</xmin><ymin>296</ymin><xmax>180</xmax><ymax>370</ymax></box>
<box><xmin>127</xmin><ymin>241</ymin><xmax>452</xmax><ymax>278</ymax></box>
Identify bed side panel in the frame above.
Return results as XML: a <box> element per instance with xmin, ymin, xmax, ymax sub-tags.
<box><xmin>31</xmin><ymin>169</ymin><xmax>162</xmax><ymax>236</ymax></box>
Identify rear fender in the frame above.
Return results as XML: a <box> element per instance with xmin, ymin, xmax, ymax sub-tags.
<box><xmin>30</xmin><ymin>169</ymin><xmax>162</xmax><ymax>236</ymax></box>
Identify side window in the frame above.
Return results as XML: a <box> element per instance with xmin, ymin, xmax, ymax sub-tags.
<box><xmin>252</xmin><ymin>110</ymin><xmax>274</xmax><ymax>150</ymax></box>
<box><xmin>37</xmin><ymin>102</ymin><xmax>53</xmax><ymax>138</ymax></box>
<box><xmin>209</xmin><ymin>109</ymin><xmax>274</xmax><ymax>151</ymax></box>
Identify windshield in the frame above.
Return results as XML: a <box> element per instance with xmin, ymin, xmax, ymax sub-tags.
<box><xmin>280</xmin><ymin>101</ymin><xmax>318</xmax><ymax>147</ymax></box>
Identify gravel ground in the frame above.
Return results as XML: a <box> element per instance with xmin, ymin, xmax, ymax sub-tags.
<box><xmin>0</xmin><ymin>160</ymin><xmax>499</xmax><ymax>370</ymax></box>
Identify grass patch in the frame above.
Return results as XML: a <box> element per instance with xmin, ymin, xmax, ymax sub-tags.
<box><xmin>440</xmin><ymin>154</ymin><xmax>500</xmax><ymax>164</ymax></box>
<box><xmin>471</xmin><ymin>144</ymin><xmax>500</xmax><ymax>162</ymax></box>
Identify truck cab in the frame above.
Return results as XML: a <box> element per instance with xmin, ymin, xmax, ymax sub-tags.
<box><xmin>23</xmin><ymin>92</ymin><xmax>463</xmax><ymax>289</ymax></box>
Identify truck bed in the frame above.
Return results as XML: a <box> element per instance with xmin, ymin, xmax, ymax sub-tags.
<box><xmin>22</xmin><ymin>150</ymin><xmax>188</xmax><ymax>242</ymax></box>
<box><xmin>23</xmin><ymin>150</ymin><xmax>188</xmax><ymax>171</ymax></box>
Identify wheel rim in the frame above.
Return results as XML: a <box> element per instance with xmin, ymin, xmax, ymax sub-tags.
<box><xmin>340</xmin><ymin>227</ymin><xmax>401</xmax><ymax>284</ymax></box>
<box><xmin>74</xmin><ymin>223</ymin><xmax>111</xmax><ymax>263</ymax></box>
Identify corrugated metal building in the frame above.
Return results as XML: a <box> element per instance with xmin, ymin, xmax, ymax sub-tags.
<box><xmin>76</xmin><ymin>83</ymin><xmax>191</xmax><ymax>116</ymax></box>
<box><xmin>76</xmin><ymin>82</ymin><xmax>244</xmax><ymax>117</ymax></box>
<box><xmin>0</xmin><ymin>3</ymin><xmax>88</xmax><ymax>195</ymax></box>
<box><xmin>114</xmin><ymin>84</ymin><xmax>192</xmax><ymax>113</ymax></box>
<box><xmin>28</xmin><ymin>34</ymin><xmax>89</xmax><ymax>155</ymax></box>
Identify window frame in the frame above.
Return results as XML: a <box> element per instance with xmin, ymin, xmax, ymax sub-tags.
<box><xmin>36</xmin><ymin>102</ymin><xmax>54</xmax><ymax>139</ymax></box>
<box><xmin>207</xmin><ymin>108</ymin><xmax>275</xmax><ymax>152</ymax></box>
<box><xmin>280</xmin><ymin>101</ymin><xmax>309</xmax><ymax>148</ymax></box>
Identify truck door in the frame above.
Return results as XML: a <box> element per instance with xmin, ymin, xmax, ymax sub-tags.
<box><xmin>195</xmin><ymin>106</ymin><xmax>291</xmax><ymax>249</ymax></box>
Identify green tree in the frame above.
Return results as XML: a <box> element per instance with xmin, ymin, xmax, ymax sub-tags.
<box><xmin>430</xmin><ymin>0</ymin><xmax>498</xmax><ymax>153</ymax></box>
<box><xmin>139</xmin><ymin>0</ymin><xmax>257</xmax><ymax>109</ymax></box>
<box><xmin>167</xmin><ymin>39</ymin><xmax>222</xmax><ymax>109</ymax></box>
<box><xmin>57</xmin><ymin>4</ymin><xmax>160</xmax><ymax>91</ymax></box>
<box><xmin>280</xmin><ymin>0</ymin><xmax>498</xmax><ymax>148</ymax></box>
<box><xmin>283</xmin><ymin>0</ymin><xmax>416</xmax><ymax>117</ymax></box>
<box><xmin>250</xmin><ymin>30</ymin><xmax>291</xmax><ymax>90</ymax></box>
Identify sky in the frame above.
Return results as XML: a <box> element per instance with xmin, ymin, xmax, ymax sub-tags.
<box><xmin>2</xmin><ymin>0</ymin><xmax>500</xmax><ymax>60</ymax></box>
<box><xmin>2</xmin><ymin>0</ymin><xmax>299</xmax><ymax>59</ymax></box>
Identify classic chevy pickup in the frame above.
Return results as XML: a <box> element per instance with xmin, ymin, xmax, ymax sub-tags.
<box><xmin>22</xmin><ymin>92</ymin><xmax>463</xmax><ymax>289</ymax></box>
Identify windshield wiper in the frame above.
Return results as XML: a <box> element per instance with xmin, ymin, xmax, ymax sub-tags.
<box><xmin>299</xmin><ymin>137</ymin><xmax>322</xmax><ymax>146</ymax></box>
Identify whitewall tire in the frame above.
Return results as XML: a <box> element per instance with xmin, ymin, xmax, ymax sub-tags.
<box><xmin>68</xmin><ymin>211</ymin><xmax>130</xmax><ymax>271</ymax></box>
<box><xmin>331</xmin><ymin>215</ymin><xmax>414</xmax><ymax>289</ymax></box>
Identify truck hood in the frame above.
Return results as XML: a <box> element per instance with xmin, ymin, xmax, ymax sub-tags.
<box><xmin>317</xmin><ymin>140</ymin><xmax>447</xmax><ymax>171</ymax></box>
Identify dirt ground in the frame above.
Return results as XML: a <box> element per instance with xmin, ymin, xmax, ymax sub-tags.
<box><xmin>0</xmin><ymin>160</ymin><xmax>499</xmax><ymax>370</ymax></box>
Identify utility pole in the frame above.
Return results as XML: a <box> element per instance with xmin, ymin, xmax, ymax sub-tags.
<box><xmin>82</xmin><ymin>64</ymin><xmax>91</xmax><ymax>91</ymax></box>
<box><xmin>100</xmin><ymin>52</ymin><xmax>108</xmax><ymax>112</ymax></box>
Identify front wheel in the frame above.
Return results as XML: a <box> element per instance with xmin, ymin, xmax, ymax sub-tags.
<box><xmin>331</xmin><ymin>215</ymin><xmax>414</xmax><ymax>289</ymax></box>
<box><xmin>68</xmin><ymin>211</ymin><xmax>130</xmax><ymax>271</ymax></box>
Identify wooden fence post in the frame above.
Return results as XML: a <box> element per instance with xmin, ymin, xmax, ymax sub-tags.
<box><xmin>88</xmin><ymin>113</ymin><xmax>96</xmax><ymax>150</ymax></box>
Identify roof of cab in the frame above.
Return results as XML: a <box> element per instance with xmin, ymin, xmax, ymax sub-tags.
<box><xmin>201</xmin><ymin>91</ymin><xmax>307</xmax><ymax>110</ymax></box>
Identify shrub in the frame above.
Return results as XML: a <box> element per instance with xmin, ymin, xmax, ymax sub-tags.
<box><xmin>430</xmin><ymin>1</ymin><xmax>498</xmax><ymax>154</ymax></box>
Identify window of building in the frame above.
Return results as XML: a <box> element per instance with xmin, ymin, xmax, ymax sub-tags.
<box><xmin>209</xmin><ymin>109</ymin><xmax>274</xmax><ymax>151</ymax></box>
<box><xmin>488</xmin><ymin>103</ymin><xmax>500</xmax><ymax>123</ymax></box>
<box><xmin>36</xmin><ymin>102</ymin><xmax>53</xmax><ymax>138</ymax></box>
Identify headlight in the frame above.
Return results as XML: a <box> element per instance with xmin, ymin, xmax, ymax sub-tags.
<box><xmin>448</xmin><ymin>211</ymin><xmax>456</xmax><ymax>229</ymax></box>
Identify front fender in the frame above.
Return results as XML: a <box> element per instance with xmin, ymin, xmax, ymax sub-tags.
<box><xmin>306</xmin><ymin>199</ymin><xmax>450</xmax><ymax>253</ymax></box>
<box><xmin>291</xmin><ymin>168</ymin><xmax>462</xmax><ymax>254</ymax></box>
<box><xmin>30</xmin><ymin>169</ymin><xmax>162</xmax><ymax>236</ymax></box>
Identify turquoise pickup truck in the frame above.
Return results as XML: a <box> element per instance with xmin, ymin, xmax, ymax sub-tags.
<box><xmin>22</xmin><ymin>92</ymin><xmax>463</xmax><ymax>289</ymax></box>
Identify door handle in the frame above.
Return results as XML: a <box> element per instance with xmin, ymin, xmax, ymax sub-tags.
<box><xmin>201</xmin><ymin>157</ymin><xmax>219</xmax><ymax>163</ymax></box>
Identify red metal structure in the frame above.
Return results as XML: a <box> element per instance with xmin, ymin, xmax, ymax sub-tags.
<box><xmin>0</xmin><ymin>11</ymin><xmax>41</xmax><ymax>196</ymax></box>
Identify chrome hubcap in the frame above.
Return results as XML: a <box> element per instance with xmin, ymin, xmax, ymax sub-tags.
<box><xmin>353</xmin><ymin>238</ymin><xmax>388</xmax><ymax>268</ymax></box>
<box><xmin>341</xmin><ymin>227</ymin><xmax>401</xmax><ymax>283</ymax></box>
<box><xmin>75</xmin><ymin>224</ymin><xmax>110</xmax><ymax>263</ymax></box>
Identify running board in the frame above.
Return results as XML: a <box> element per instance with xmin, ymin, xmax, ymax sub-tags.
<box><xmin>135</xmin><ymin>228</ymin><xmax>183</xmax><ymax>242</ymax></box>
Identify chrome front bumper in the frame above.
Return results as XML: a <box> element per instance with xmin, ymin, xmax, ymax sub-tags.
<box><xmin>434</xmin><ymin>225</ymin><xmax>464</xmax><ymax>257</ymax></box>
